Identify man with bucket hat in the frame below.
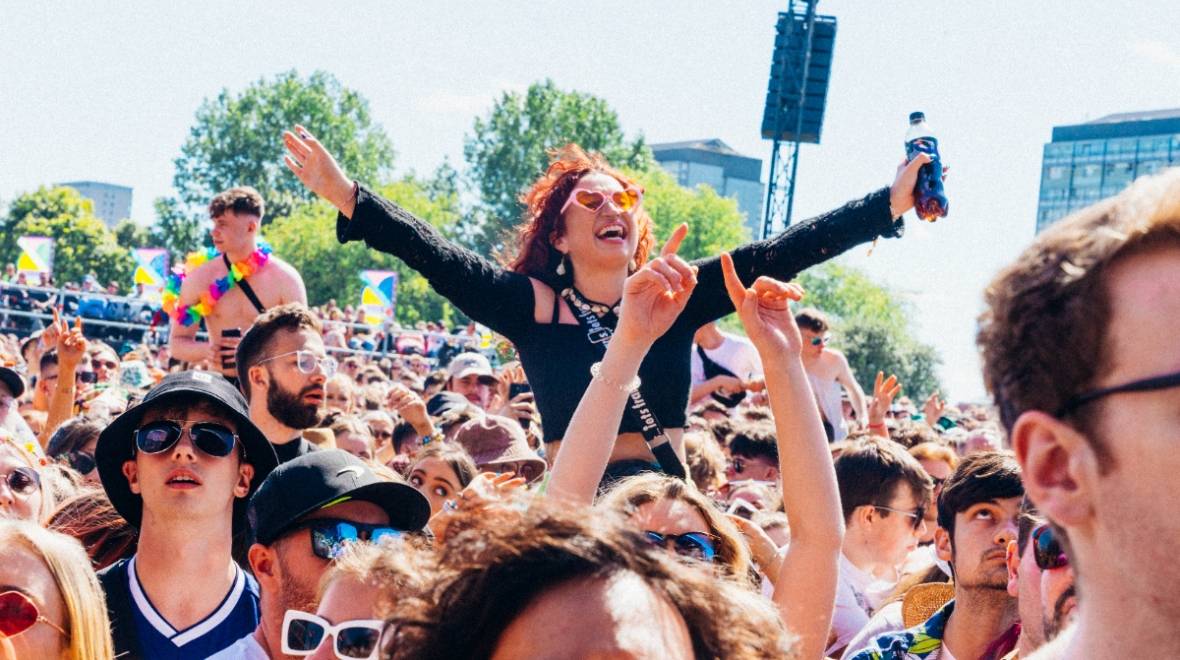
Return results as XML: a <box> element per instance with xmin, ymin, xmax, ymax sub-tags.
<box><xmin>95</xmin><ymin>370</ymin><xmax>279</xmax><ymax>660</ymax></box>
<box><xmin>210</xmin><ymin>449</ymin><xmax>430</xmax><ymax>659</ymax></box>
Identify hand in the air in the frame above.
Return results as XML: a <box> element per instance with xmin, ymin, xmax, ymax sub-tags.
<box><xmin>867</xmin><ymin>372</ymin><xmax>902</xmax><ymax>428</ymax></box>
<box><xmin>720</xmin><ymin>252</ymin><xmax>805</xmax><ymax>358</ymax></box>
<box><xmin>386</xmin><ymin>384</ymin><xmax>429</xmax><ymax>430</ymax></box>
<box><xmin>890</xmin><ymin>155</ymin><xmax>949</xmax><ymax>217</ymax></box>
<box><xmin>283</xmin><ymin>125</ymin><xmax>356</xmax><ymax>211</ymax></box>
<box><xmin>923</xmin><ymin>390</ymin><xmax>946</xmax><ymax>428</ymax></box>
<box><xmin>56</xmin><ymin>315</ymin><xmax>88</xmax><ymax>368</ymax></box>
<box><xmin>614</xmin><ymin>224</ymin><xmax>697</xmax><ymax>346</ymax></box>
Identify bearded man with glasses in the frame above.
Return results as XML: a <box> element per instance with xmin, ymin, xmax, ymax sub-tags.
<box><xmin>237</xmin><ymin>304</ymin><xmax>338</xmax><ymax>463</ymax></box>
<box><xmin>94</xmin><ymin>370</ymin><xmax>279</xmax><ymax>660</ymax></box>
<box><xmin>978</xmin><ymin>168</ymin><xmax>1180</xmax><ymax>660</ymax></box>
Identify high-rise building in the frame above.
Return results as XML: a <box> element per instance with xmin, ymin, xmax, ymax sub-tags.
<box><xmin>59</xmin><ymin>181</ymin><xmax>133</xmax><ymax>228</ymax></box>
<box><xmin>651</xmin><ymin>140</ymin><xmax>765</xmax><ymax>238</ymax></box>
<box><xmin>1036</xmin><ymin>109</ymin><xmax>1180</xmax><ymax>233</ymax></box>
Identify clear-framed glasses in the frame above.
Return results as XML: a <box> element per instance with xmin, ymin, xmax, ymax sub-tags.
<box><xmin>874</xmin><ymin>505</ymin><xmax>926</xmax><ymax>531</ymax></box>
<box><xmin>560</xmin><ymin>187</ymin><xmax>643</xmax><ymax>214</ymax></box>
<box><xmin>257</xmin><ymin>350</ymin><xmax>338</xmax><ymax>378</ymax></box>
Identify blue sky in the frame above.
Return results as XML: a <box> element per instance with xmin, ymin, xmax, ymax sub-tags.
<box><xmin>2</xmin><ymin>1</ymin><xmax>1179</xmax><ymax>401</ymax></box>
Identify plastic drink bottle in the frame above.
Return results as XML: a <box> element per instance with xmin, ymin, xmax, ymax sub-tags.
<box><xmin>904</xmin><ymin>112</ymin><xmax>948</xmax><ymax>221</ymax></box>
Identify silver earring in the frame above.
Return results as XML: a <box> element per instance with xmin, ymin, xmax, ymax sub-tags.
<box><xmin>556</xmin><ymin>255</ymin><xmax>567</xmax><ymax>276</ymax></box>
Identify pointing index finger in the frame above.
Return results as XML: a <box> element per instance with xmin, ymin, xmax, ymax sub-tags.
<box><xmin>720</xmin><ymin>252</ymin><xmax>747</xmax><ymax>309</ymax></box>
<box><xmin>660</xmin><ymin>223</ymin><xmax>688</xmax><ymax>258</ymax></box>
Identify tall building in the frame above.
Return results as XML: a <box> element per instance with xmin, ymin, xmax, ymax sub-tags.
<box><xmin>59</xmin><ymin>181</ymin><xmax>133</xmax><ymax>228</ymax></box>
<box><xmin>1036</xmin><ymin>109</ymin><xmax>1180</xmax><ymax>233</ymax></box>
<box><xmin>651</xmin><ymin>140</ymin><xmax>765</xmax><ymax>238</ymax></box>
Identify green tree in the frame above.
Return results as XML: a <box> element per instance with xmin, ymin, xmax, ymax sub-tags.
<box><xmin>464</xmin><ymin>79</ymin><xmax>656</xmax><ymax>255</ymax></box>
<box><xmin>795</xmin><ymin>261</ymin><xmax>943</xmax><ymax>399</ymax></box>
<box><xmin>173</xmin><ymin>70</ymin><xmax>395</xmax><ymax>222</ymax></box>
<box><xmin>150</xmin><ymin>197</ymin><xmax>205</xmax><ymax>263</ymax></box>
<box><xmin>630</xmin><ymin>166</ymin><xmax>750</xmax><ymax>262</ymax></box>
<box><xmin>264</xmin><ymin>175</ymin><xmax>465</xmax><ymax>327</ymax></box>
<box><xmin>113</xmin><ymin>219</ymin><xmax>155</xmax><ymax>250</ymax></box>
<box><xmin>0</xmin><ymin>187</ymin><xmax>134</xmax><ymax>286</ymax></box>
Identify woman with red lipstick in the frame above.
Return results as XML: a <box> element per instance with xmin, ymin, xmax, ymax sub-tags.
<box><xmin>285</xmin><ymin>127</ymin><xmax>932</xmax><ymax>482</ymax></box>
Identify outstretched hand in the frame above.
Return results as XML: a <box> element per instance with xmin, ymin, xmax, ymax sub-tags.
<box><xmin>614</xmin><ymin>224</ymin><xmax>697</xmax><ymax>346</ymax></box>
<box><xmin>283</xmin><ymin>125</ymin><xmax>356</xmax><ymax>212</ymax></box>
<box><xmin>56</xmin><ymin>314</ymin><xmax>87</xmax><ymax>367</ymax></box>
<box><xmin>889</xmin><ymin>155</ymin><xmax>948</xmax><ymax>217</ymax></box>
<box><xmin>867</xmin><ymin>372</ymin><xmax>902</xmax><ymax>431</ymax></box>
<box><xmin>720</xmin><ymin>252</ymin><xmax>804</xmax><ymax>357</ymax></box>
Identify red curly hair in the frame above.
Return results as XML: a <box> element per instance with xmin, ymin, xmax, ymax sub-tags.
<box><xmin>508</xmin><ymin>144</ymin><xmax>656</xmax><ymax>282</ymax></box>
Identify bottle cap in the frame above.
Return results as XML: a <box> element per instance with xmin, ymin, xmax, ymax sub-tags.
<box><xmin>909</xmin><ymin>112</ymin><xmax>926</xmax><ymax>122</ymax></box>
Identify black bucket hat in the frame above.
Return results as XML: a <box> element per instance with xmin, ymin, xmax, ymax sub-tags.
<box><xmin>96</xmin><ymin>370</ymin><xmax>278</xmax><ymax>533</ymax></box>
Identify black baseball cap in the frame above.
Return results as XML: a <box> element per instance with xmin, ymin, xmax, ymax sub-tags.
<box><xmin>247</xmin><ymin>449</ymin><xmax>431</xmax><ymax>547</ymax></box>
<box><xmin>0</xmin><ymin>366</ymin><xmax>25</xmax><ymax>399</ymax></box>
<box><xmin>96</xmin><ymin>370</ymin><xmax>279</xmax><ymax>533</ymax></box>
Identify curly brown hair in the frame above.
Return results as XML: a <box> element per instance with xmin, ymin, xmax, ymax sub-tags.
<box><xmin>507</xmin><ymin>144</ymin><xmax>656</xmax><ymax>282</ymax></box>
<box><xmin>382</xmin><ymin>504</ymin><xmax>793</xmax><ymax>660</ymax></box>
<box><xmin>978</xmin><ymin>168</ymin><xmax>1180</xmax><ymax>462</ymax></box>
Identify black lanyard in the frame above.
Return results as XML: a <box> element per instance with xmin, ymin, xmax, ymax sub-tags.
<box><xmin>562</xmin><ymin>288</ymin><xmax>686</xmax><ymax>480</ymax></box>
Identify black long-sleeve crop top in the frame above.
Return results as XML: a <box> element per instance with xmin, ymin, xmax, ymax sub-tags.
<box><xmin>337</xmin><ymin>184</ymin><xmax>902</xmax><ymax>442</ymax></box>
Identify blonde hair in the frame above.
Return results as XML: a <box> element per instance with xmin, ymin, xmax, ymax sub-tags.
<box><xmin>0</xmin><ymin>521</ymin><xmax>115</xmax><ymax>660</ymax></box>
<box><xmin>599</xmin><ymin>473</ymin><xmax>753</xmax><ymax>582</ymax></box>
<box><xmin>317</xmin><ymin>539</ymin><xmax>432</xmax><ymax>619</ymax></box>
<box><xmin>0</xmin><ymin>433</ymin><xmax>56</xmax><ymax>523</ymax></box>
<box><xmin>908</xmin><ymin>442</ymin><xmax>960</xmax><ymax>470</ymax></box>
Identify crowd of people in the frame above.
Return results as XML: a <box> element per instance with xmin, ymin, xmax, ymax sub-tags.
<box><xmin>0</xmin><ymin>126</ymin><xmax>1177</xmax><ymax>660</ymax></box>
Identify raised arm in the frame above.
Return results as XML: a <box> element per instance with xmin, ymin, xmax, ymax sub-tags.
<box><xmin>721</xmin><ymin>253</ymin><xmax>843</xmax><ymax>660</ymax></box>
<box><xmin>682</xmin><ymin>156</ymin><xmax>931</xmax><ymax>328</ymax></box>
<box><xmin>833</xmin><ymin>350</ymin><xmax>868</xmax><ymax>423</ymax></box>
<box><xmin>283</xmin><ymin>126</ymin><xmax>533</xmax><ymax>335</ymax></box>
<box><xmin>42</xmin><ymin>312</ymin><xmax>87</xmax><ymax>447</ymax></box>
<box><xmin>546</xmin><ymin>225</ymin><xmax>697</xmax><ymax>505</ymax></box>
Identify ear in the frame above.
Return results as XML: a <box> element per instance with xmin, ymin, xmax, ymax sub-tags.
<box><xmin>235</xmin><ymin>462</ymin><xmax>255</xmax><ymax>498</ymax></box>
<box><xmin>1006</xmin><ymin>539</ymin><xmax>1021</xmax><ymax>597</ymax></box>
<box><xmin>248</xmin><ymin>543</ymin><xmax>281</xmax><ymax>593</ymax></box>
<box><xmin>767</xmin><ymin>466</ymin><xmax>780</xmax><ymax>483</ymax></box>
<box><xmin>550</xmin><ymin>230</ymin><xmax>568</xmax><ymax>255</ymax></box>
<box><xmin>1012</xmin><ymin>411</ymin><xmax>1095</xmax><ymax>528</ymax></box>
<box><xmin>122</xmin><ymin>459</ymin><xmax>140</xmax><ymax>495</ymax></box>
<box><xmin>248</xmin><ymin>365</ymin><xmax>269</xmax><ymax>399</ymax></box>
<box><xmin>934</xmin><ymin>526</ymin><xmax>953</xmax><ymax>563</ymax></box>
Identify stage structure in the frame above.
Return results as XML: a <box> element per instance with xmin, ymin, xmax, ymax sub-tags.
<box><xmin>760</xmin><ymin>1</ymin><xmax>837</xmax><ymax>238</ymax></box>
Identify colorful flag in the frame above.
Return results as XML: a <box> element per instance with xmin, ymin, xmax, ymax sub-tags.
<box><xmin>360</xmin><ymin>270</ymin><xmax>397</xmax><ymax>326</ymax></box>
<box><xmin>132</xmin><ymin>248</ymin><xmax>169</xmax><ymax>302</ymax></box>
<box><xmin>16</xmin><ymin>236</ymin><xmax>53</xmax><ymax>276</ymax></box>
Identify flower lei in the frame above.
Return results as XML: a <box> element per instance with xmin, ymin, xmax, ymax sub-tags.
<box><xmin>162</xmin><ymin>244</ymin><xmax>274</xmax><ymax>327</ymax></box>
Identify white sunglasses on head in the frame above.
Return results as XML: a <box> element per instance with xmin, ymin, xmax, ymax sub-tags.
<box><xmin>281</xmin><ymin>610</ymin><xmax>384</xmax><ymax>659</ymax></box>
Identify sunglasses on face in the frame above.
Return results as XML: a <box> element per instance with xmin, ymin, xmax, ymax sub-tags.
<box><xmin>728</xmin><ymin>458</ymin><xmax>748</xmax><ymax>474</ymax></box>
<box><xmin>1033</xmin><ymin>524</ymin><xmax>1069</xmax><ymax>571</ymax></box>
<box><xmin>3</xmin><ymin>467</ymin><xmax>40</xmax><ymax>496</ymax></box>
<box><xmin>134</xmin><ymin>420</ymin><xmax>239</xmax><ymax>458</ymax></box>
<box><xmin>286</xmin><ymin>519</ymin><xmax>403</xmax><ymax>560</ymax></box>
<box><xmin>560</xmin><ymin>187</ymin><xmax>643</xmax><ymax>214</ymax></box>
<box><xmin>56</xmin><ymin>450</ymin><xmax>95</xmax><ymax>475</ymax></box>
<box><xmin>281</xmin><ymin>610</ymin><xmax>382</xmax><ymax>659</ymax></box>
<box><xmin>875</xmin><ymin>505</ymin><xmax>927</xmax><ymax>531</ymax></box>
<box><xmin>644</xmin><ymin>531</ymin><xmax>718</xmax><ymax>563</ymax></box>
<box><xmin>257</xmin><ymin>350</ymin><xmax>339</xmax><ymax>379</ymax></box>
<box><xmin>0</xmin><ymin>590</ymin><xmax>68</xmax><ymax>639</ymax></box>
<box><xmin>810</xmin><ymin>335</ymin><xmax>831</xmax><ymax>346</ymax></box>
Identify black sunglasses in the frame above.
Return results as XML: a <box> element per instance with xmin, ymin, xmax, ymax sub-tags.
<box><xmin>1033</xmin><ymin>524</ymin><xmax>1069</xmax><ymax>571</ymax></box>
<box><xmin>134</xmin><ymin>420</ymin><xmax>239</xmax><ymax>458</ymax></box>
<box><xmin>284</xmin><ymin>519</ymin><xmax>403</xmax><ymax>560</ymax></box>
<box><xmin>875</xmin><ymin>505</ymin><xmax>927</xmax><ymax>531</ymax></box>
<box><xmin>56</xmin><ymin>450</ymin><xmax>96</xmax><ymax>475</ymax></box>
<box><xmin>1057</xmin><ymin>369</ymin><xmax>1180</xmax><ymax>417</ymax></box>
<box><xmin>3</xmin><ymin>467</ymin><xmax>40</xmax><ymax>496</ymax></box>
<box><xmin>729</xmin><ymin>458</ymin><xmax>747</xmax><ymax>474</ymax></box>
<box><xmin>644</xmin><ymin>531</ymin><xmax>718</xmax><ymax>563</ymax></box>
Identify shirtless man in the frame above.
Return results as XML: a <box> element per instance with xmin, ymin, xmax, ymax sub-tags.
<box><xmin>795</xmin><ymin>308</ymin><xmax>866</xmax><ymax>441</ymax></box>
<box><xmin>169</xmin><ymin>187</ymin><xmax>307</xmax><ymax>381</ymax></box>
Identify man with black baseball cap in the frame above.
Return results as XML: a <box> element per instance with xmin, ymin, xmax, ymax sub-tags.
<box><xmin>95</xmin><ymin>370</ymin><xmax>279</xmax><ymax>660</ymax></box>
<box><xmin>209</xmin><ymin>449</ymin><xmax>430</xmax><ymax>659</ymax></box>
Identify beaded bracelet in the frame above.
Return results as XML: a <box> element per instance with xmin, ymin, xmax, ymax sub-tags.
<box><xmin>590</xmin><ymin>362</ymin><xmax>641</xmax><ymax>394</ymax></box>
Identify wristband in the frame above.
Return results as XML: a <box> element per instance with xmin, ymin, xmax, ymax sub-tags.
<box><xmin>590</xmin><ymin>362</ymin><xmax>641</xmax><ymax>394</ymax></box>
<box><xmin>342</xmin><ymin>180</ymin><xmax>359</xmax><ymax>207</ymax></box>
<box><xmin>868</xmin><ymin>422</ymin><xmax>886</xmax><ymax>430</ymax></box>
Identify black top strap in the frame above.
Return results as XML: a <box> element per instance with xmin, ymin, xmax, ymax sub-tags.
<box><xmin>224</xmin><ymin>254</ymin><xmax>266</xmax><ymax>314</ymax></box>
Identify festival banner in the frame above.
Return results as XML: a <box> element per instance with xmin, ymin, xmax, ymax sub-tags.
<box><xmin>16</xmin><ymin>236</ymin><xmax>53</xmax><ymax>278</ymax></box>
<box><xmin>359</xmin><ymin>270</ymin><xmax>397</xmax><ymax>326</ymax></box>
<box><xmin>132</xmin><ymin>248</ymin><xmax>169</xmax><ymax>302</ymax></box>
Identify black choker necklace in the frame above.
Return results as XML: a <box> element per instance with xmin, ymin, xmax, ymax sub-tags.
<box><xmin>561</xmin><ymin>288</ymin><xmax>620</xmax><ymax>318</ymax></box>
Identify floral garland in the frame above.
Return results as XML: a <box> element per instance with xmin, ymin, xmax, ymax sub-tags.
<box><xmin>162</xmin><ymin>244</ymin><xmax>274</xmax><ymax>327</ymax></box>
